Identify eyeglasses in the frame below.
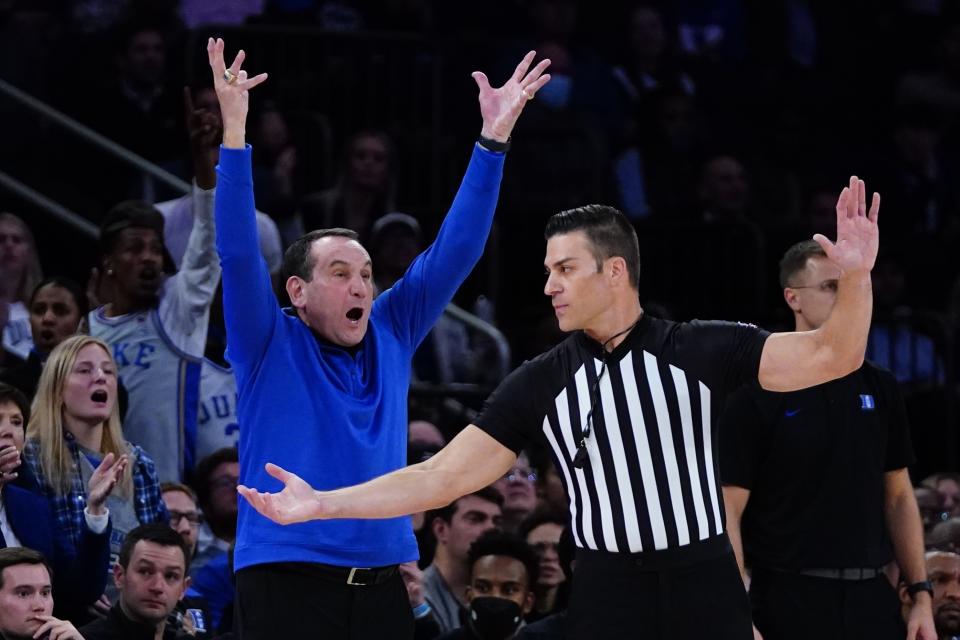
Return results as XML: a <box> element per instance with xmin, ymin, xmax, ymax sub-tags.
<box><xmin>789</xmin><ymin>279</ymin><xmax>838</xmax><ymax>293</ymax></box>
<box><xmin>503</xmin><ymin>469</ymin><xmax>538</xmax><ymax>483</ymax></box>
<box><xmin>210</xmin><ymin>476</ymin><xmax>239</xmax><ymax>492</ymax></box>
<box><xmin>168</xmin><ymin>510</ymin><xmax>203</xmax><ymax>526</ymax></box>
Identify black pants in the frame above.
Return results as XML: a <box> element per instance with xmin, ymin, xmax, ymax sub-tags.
<box><xmin>235</xmin><ymin>562</ymin><xmax>414</xmax><ymax>640</ymax></box>
<box><xmin>568</xmin><ymin>535</ymin><xmax>753</xmax><ymax>640</ymax></box>
<box><xmin>750</xmin><ymin>568</ymin><xmax>905</xmax><ymax>640</ymax></box>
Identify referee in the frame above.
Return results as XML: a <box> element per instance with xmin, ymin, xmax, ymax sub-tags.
<box><xmin>239</xmin><ymin>178</ymin><xmax>881</xmax><ymax>639</ymax></box>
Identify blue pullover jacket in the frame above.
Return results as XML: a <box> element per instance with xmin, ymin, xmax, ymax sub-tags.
<box><xmin>215</xmin><ymin>144</ymin><xmax>504</xmax><ymax>569</ymax></box>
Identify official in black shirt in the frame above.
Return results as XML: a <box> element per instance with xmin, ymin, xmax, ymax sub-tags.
<box><xmin>236</xmin><ymin>186</ymin><xmax>884</xmax><ymax>640</ymax></box>
<box><xmin>720</xmin><ymin>239</ymin><xmax>935</xmax><ymax>640</ymax></box>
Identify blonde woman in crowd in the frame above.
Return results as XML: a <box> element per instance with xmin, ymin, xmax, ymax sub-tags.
<box><xmin>22</xmin><ymin>335</ymin><xmax>167</xmax><ymax>592</ymax></box>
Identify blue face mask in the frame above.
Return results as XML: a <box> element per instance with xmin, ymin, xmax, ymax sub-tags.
<box><xmin>468</xmin><ymin>597</ymin><xmax>524</xmax><ymax>640</ymax></box>
<box><xmin>536</xmin><ymin>73</ymin><xmax>572</xmax><ymax>110</ymax></box>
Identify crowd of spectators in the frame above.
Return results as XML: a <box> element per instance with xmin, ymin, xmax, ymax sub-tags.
<box><xmin>1</xmin><ymin>1</ymin><xmax>960</xmax><ymax>639</ymax></box>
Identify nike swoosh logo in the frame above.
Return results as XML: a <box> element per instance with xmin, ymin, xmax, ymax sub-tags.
<box><xmin>785</xmin><ymin>409</ymin><xmax>801</xmax><ymax>417</ymax></box>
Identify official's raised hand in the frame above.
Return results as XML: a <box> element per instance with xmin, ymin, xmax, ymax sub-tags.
<box><xmin>812</xmin><ymin>176</ymin><xmax>880</xmax><ymax>276</ymax></box>
<box><xmin>238</xmin><ymin>463</ymin><xmax>326</xmax><ymax>525</ymax></box>
<box><xmin>472</xmin><ymin>51</ymin><xmax>552</xmax><ymax>143</ymax></box>
<box><xmin>206</xmin><ymin>37</ymin><xmax>268</xmax><ymax>148</ymax></box>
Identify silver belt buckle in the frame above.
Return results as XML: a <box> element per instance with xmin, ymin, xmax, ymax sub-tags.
<box><xmin>347</xmin><ymin>567</ymin><xmax>370</xmax><ymax>586</ymax></box>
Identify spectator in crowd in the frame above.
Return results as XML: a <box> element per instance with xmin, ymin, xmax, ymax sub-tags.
<box><xmin>424</xmin><ymin>487</ymin><xmax>504</xmax><ymax>633</ymax></box>
<box><xmin>208</xmin><ymin>35</ymin><xmax>549</xmax><ymax>640</ymax></box>
<box><xmin>515</xmin><ymin>527</ymin><xmax>575</xmax><ymax>640</ymax></box>
<box><xmin>250</xmin><ymin>102</ymin><xmax>301</xmax><ymax>232</ymax></box>
<box><xmin>80</xmin><ymin>523</ymin><xmax>191</xmax><ymax>640</ymax></box>
<box><xmin>0</xmin><ymin>382</ymin><xmax>111</xmax><ymax>621</ymax></box>
<box><xmin>697</xmin><ymin>154</ymin><xmax>751</xmax><ymax>223</ymax></box>
<box><xmin>0</xmin><ymin>213</ymin><xmax>42</xmax><ymax>360</ymax></box>
<box><xmin>527</xmin><ymin>446</ymin><xmax>566</xmax><ymax>513</ymax></box>
<box><xmin>436</xmin><ymin>530</ymin><xmax>538</xmax><ymax>640</ymax></box>
<box><xmin>929</xmin><ymin>518</ymin><xmax>960</xmax><ymax>553</ymax></box>
<box><xmin>915</xmin><ymin>551</ymin><xmax>960</xmax><ymax>640</ymax></box>
<box><xmin>22</xmin><ymin>335</ymin><xmax>168</xmax><ymax>599</ymax></box>
<box><xmin>0</xmin><ymin>277</ymin><xmax>87</xmax><ymax>400</ymax></box>
<box><xmin>89</xmin><ymin>188</ymin><xmax>219</xmax><ymax>484</ymax></box>
<box><xmin>84</xmin><ymin>19</ymin><xmax>183</xmax><ymax>202</ymax></box>
<box><xmin>160</xmin><ymin>483</ymin><xmax>215</xmax><ymax>639</ymax></box>
<box><xmin>518</xmin><ymin>508</ymin><xmax>567</xmax><ymax>621</ymax></box>
<box><xmin>370</xmin><ymin>212</ymin><xmax>503</xmax><ymax>387</ymax></box>
<box><xmin>160</xmin><ymin>482</ymin><xmax>202</xmax><ymax>565</ymax></box>
<box><xmin>929</xmin><ymin>473</ymin><xmax>960</xmax><ymax>518</ymax></box>
<box><xmin>720</xmin><ymin>239</ymin><xmax>933</xmax><ymax>640</ymax></box>
<box><xmin>612</xmin><ymin>3</ymin><xmax>695</xmax><ymax>114</ymax></box>
<box><xmin>897</xmin><ymin>22</ymin><xmax>960</xmax><ymax>123</ymax></box>
<box><xmin>493</xmin><ymin>452</ymin><xmax>539</xmax><ymax>533</ymax></box>
<box><xmin>918</xmin><ymin>486</ymin><xmax>950</xmax><ymax>534</ymax></box>
<box><xmin>191</xmin><ymin>447</ymin><xmax>238</xmax><ymax>566</ymax></box>
<box><xmin>156</xmin><ymin>87</ymin><xmax>283</xmax><ymax>278</ymax></box>
<box><xmin>0</xmin><ymin>548</ymin><xmax>85</xmax><ymax>640</ymax></box>
<box><xmin>866</xmin><ymin>253</ymin><xmax>945</xmax><ymax>384</ymax></box>
<box><xmin>409</xmin><ymin>418</ymin><xmax>446</xmax><ymax>567</ymax></box>
<box><xmin>300</xmin><ymin>129</ymin><xmax>397</xmax><ymax>245</ymax></box>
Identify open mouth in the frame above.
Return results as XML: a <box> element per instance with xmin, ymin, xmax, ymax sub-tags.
<box><xmin>345</xmin><ymin>307</ymin><xmax>364</xmax><ymax>324</ymax></box>
<box><xmin>91</xmin><ymin>390</ymin><xmax>108</xmax><ymax>403</ymax></box>
<box><xmin>39</xmin><ymin>329</ymin><xmax>55</xmax><ymax>342</ymax></box>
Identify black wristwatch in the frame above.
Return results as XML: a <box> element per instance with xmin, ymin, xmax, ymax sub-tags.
<box><xmin>906</xmin><ymin>580</ymin><xmax>934</xmax><ymax>601</ymax></box>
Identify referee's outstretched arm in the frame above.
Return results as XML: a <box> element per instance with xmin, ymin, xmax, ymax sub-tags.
<box><xmin>757</xmin><ymin>175</ymin><xmax>880</xmax><ymax>393</ymax></box>
<box><xmin>238</xmin><ymin>425</ymin><xmax>516</xmax><ymax>524</ymax></box>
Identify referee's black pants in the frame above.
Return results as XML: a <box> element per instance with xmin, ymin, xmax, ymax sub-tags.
<box><xmin>568</xmin><ymin>535</ymin><xmax>753</xmax><ymax>639</ymax></box>
<box><xmin>750</xmin><ymin>567</ymin><xmax>905</xmax><ymax>640</ymax></box>
<box><xmin>235</xmin><ymin>562</ymin><xmax>414</xmax><ymax>640</ymax></box>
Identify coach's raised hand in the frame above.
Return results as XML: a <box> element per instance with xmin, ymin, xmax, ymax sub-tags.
<box><xmin>473</xmin><ymin>51</ymin><xmax>551</xmax><ymax>143</ymax></box>
<box><xmin>206</xmin><ymin>37</ymin><xmax>268</xmax><ymax>149</ymax></box>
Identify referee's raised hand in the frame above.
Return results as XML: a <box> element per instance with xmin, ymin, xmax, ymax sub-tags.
<box><xmin>813</xmin><ymin>175</ymin><xmax>880</xmax><ymax>277</ymax></box>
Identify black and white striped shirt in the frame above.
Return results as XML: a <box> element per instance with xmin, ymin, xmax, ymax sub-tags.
<box><xmin>475</xmin><ymin>314</ymin><xmax>768</xmax><ymax>553</ymax></box>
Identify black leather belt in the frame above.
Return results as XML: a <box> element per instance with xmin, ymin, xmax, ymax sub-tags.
<box><xmin>798</xmin><ymin>567</ymin><xmax>884</xmax><ymax>581</ymax></box>
<box><xmin>314</xmin><ymin>563</ymin><xmax>398</xmax><ymax>586</ymax></box>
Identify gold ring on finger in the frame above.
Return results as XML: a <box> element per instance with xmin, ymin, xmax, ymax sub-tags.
<box><xmin>224</xmin><ymin>69</ymin><xmax>238</xmax><ymax>84</ymax></box>
<box><xmin>522</xmin><ymin>89</ymin><xmax>533</xmax><ymax>100</ymax></box>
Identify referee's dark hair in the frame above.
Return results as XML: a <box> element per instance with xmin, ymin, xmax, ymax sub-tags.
<box><xmin>779</xmin><ymin>239</ymin><xmax>827</xmax><ymax>289</ymax></box>
<box><xmin>545</xmin><ymin>204</ymin><xmax>641</xmax><ymax>289</ymax></box>
<box><xmin>467</xmin><ymin>529</ymin><xmax>539</xmax><ymax>588</ymax></box>
<box><xmin>282</xmin><ymin>228</ymin><xmax>361</xmax><ymax>282</ymax></box>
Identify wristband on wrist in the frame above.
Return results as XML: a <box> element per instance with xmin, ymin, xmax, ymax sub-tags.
<box><xmin>906</xmin><ymin>580</ymin><xmax>934</xmax><ymax>601</ymax></box>
<box><xmin>478</xmin><ymin>135</ymin><xmax>511</xmax><ymax>153</ymax></box>
<box><xmin>412</xmin><ymin>601</ymin><xmax>431</xmax><ymax>619</ymax></box>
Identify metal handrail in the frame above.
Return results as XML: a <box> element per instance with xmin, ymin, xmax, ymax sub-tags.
<box><xmin>0</xmin><ymin>169</ymin><xmax>98</xmax><ymax>238</ymax></box>
<box><xmin>0</xmin><ymin>76</ymin><xmax>191</xmax><ymax>195</ymax></box>
<box><xmin>443</xmin><ymin>302</ymin><xmax>511</xmax><ymax>381</ymax></box>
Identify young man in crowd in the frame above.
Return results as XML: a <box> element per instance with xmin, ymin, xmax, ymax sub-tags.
<box><xmin>424</xmin><ymin>487</ymin><xmax>504</xmax><ymax>632</ymax></box>
<box><xmin>80</xmin><ymin>524</ymin><xmax>191</xmax><ymax>640</ymax></box>
<box><xmin>437</xmin><ymin>530</ymin><xmax>538</xmax><ymax>640</ymax></box>
<box><xmin>0</xmin><ymin>548</ymin><xmax>85</xmax><ymax>640</ymax></box>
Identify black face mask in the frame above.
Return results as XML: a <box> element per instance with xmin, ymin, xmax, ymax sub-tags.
<box><xmin>467</xmin><ymin>597</ymin><xmax>523</xmax><ymax>640</ymax></box>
